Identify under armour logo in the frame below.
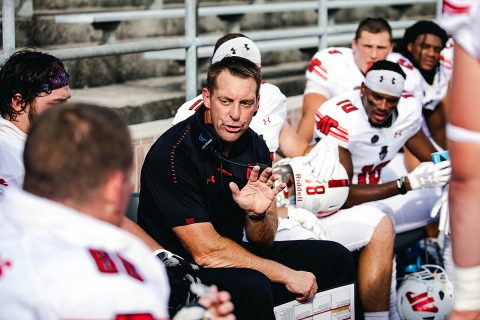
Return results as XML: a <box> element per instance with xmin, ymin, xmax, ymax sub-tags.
<box><xmin>0</xmin><ymin>178</ymin><xmax>7</xmax><ymax>187</ymax></box>
<box><xmin>244</xmin><ymin>43</ymin><xmax>250</xmax><ymax>51</ymax></box>
<box><xmin>0</xmin><ymin>256</ymin><xmax>12</xmax><ymax>278</ymax></box>
<box><xmin>379</xmin><ymin>75</ymin><xmax>384</xmax><ymax>82</ymax></box>
<box><xmin>230</xmin><ymin>47</ymin><xmax>236</xmax><ymax>54</ymax></box>
<box><xmin>206</xmin><ymin>176</ymin><xmax>215</xmax><ymax>184</ymax></box>
<box><xmin>392</xmin><ymin>77</ymin><xmax>396</xmax><ymax>84</ymax></box>
<box><xmin>263</xmin><ymin>117</ymin><xmax>271</xmax><ymax>125</ymax></box>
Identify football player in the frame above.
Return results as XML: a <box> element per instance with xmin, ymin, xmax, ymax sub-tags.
<box><xmin>442</xmin><ymin>0</ymin><xmax>480</xmax><ymax>318</ymax></box>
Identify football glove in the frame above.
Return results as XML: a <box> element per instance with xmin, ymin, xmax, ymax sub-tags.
<box><xmin>407</xmin><ymin>160</ymin><xmax>451</xmax><ymax>190</ymax></box>
<box><xmin>303</xmin><ymin>136</ymin><xmax>339</xmax><ymax>182</ymax></box>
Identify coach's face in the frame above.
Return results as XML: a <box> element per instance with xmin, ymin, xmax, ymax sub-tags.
<box><xmin>202</xmin><ymin>70</ymin><xmax>259</xmax><ymax>148</ymax></box>
<box><xmin>361</xmin><ymin>83</ymin><xmax>400</xmax><ymax>126</ymax></box>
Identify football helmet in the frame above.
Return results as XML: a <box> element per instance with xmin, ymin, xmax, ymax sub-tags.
<box><xmin>397</xmin><ymin>264</ymin><xmax>454</xmax><ymax>320</ymax></box>
<box><xmin>274</xmin><ymin>156</ymin><xmax>349</xmax><ymax>218</ymax></box>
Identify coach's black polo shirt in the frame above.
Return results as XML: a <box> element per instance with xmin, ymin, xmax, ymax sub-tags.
<box><xmin>138</xmin><ymin>106</ymin><xmax>272</xmax><ymax>260</ymax></box>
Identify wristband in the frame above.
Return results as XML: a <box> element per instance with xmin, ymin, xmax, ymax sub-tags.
<box><xmin>454</xmin><ymin>265</ymin><xmax>480</xmax><ymax>310</ymax></box>
<box><xmin>396</xmin><ymin>176</ymin><xmax>408</xmax><ymax>195</ymax></box>
<box><xmin>246</xmin><ymin>212</ymin><xmax>266</xmax><ymax>221</ymax></box>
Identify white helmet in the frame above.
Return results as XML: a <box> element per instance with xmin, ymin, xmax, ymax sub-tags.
<box><xmin>274</xmin><ymin>156</ymin><xmax>349</xmax><ymax>218</ymax></box>
<box><xmin>397</xmin><ymin>264</ymin><xmax>454</xmax><ymax>320</ymax></box>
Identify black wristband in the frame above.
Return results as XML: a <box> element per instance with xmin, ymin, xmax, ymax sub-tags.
<box><xmin>396</xmin><ymin>176</ymin><xmax>408</xmax><ymax>195</ymax></box>
<box><xmin>246</xmin><ymin>212</ymin><xmax>266</xmax><ymax>221</ymax></box>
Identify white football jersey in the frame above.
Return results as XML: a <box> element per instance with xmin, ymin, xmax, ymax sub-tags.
<box><xmin>314</xmin><ymin>90</ymin><xmax>422</xmax><ymax>184</ymax></box>
<box><xmin>442</xmin><ymin>0</ymin><xmax>480</xmax><ymax>59</ymax></box>
<box><xmin>304</xmin><ymin>47</ymin><xmax>364</xmax><ymax>99</ymax></box>
<box><xmin>387</xmin><ymin>52</ymin><xmax>423</xmax><ymax>98</ymax></box>
<box><xmin>0</xmin><ymin>188</ymin><xmax>170</xmax><ymax>320</ymax></box>
<box><xmin>173</xmin><ymin>82</ymin><xmax>287</xmax><ymax>153</ymax></box>
<box><xmin>0</xmin><ymin>117</ymin><xmax>26</xmax><ymax>194</ymax></box>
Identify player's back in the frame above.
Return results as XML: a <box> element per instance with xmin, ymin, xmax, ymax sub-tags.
<box><xmin>0</xmin><ymin>188</ymin><xmax>170</xmax><ymax>319</ymax></box>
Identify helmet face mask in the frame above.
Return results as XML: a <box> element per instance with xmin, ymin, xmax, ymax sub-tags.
<box><xmin>274</xmin><ymin>157</ymin><xmax>349</xmax><ymax>218</ymax></box>
<box><xmin>397</xmin><ymin>264</ymin><xmax>454</xmax><ymax>320</ymax></box>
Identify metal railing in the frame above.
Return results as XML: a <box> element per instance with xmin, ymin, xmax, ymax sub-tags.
<box><xmin>1</xmin><ymin>0</ymin><xmax>441</xmax><ymax>100</ymax></box>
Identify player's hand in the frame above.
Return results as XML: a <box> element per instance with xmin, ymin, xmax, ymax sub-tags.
<box><xmin>198</xmin><ymin>285</ymin><xmax>235</xmax><ymax>320</ymax></box>
<box><xmin>284</xmin><ymin>270</ymin><xmax>318</xmax><ymax>302</ymax></box>
<box><xmin>287</xmin><ymin>206</ymin><xmax>329</xmax><ymax>240</ymax></box>
<box><xmin>407</xmin><ymin>160</ymin><xmax>451</xmax><ymax>190</ymax></box>
<box><xmin>303</xmin><ymin>136</ymin><xmax>339</xmax><ymax>182</ymax></box>
<box><xmin>230</xmin><ymin>166</ymin><xmax>286</xmax><ymax>215</ymax></box>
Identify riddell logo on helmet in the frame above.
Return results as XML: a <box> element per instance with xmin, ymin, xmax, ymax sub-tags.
<box><xmin>295</xmin><ymin>173</ymin><xmax>303</xmax><ymax>202</ymax></box>
<box><xmin>406</xmin><ymin>291</ymin><xmax>439</xmax><ymax>313</ymax></box>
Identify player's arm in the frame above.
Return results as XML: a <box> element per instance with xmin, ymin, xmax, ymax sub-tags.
<box><xmin>448</xmin><ymin>44</ymin><xmax>480</xmax><ymax>267</ymax></box>
<box><xmin>424</xmin><ymin>101</ymin><xmax>447</xmax><ymax>149</ymax></box>
<box><xmin>404</xmin><ymin>128</ymin><xmax>437</xmax><ymax>162</ymax></box>
<box><xmin>338</xmin><ymin>147</ymin><xmax>402</xmax><ymax>208</ymax></box>
<box><xmin>297</xmin><ymin>93</ymin><xmax>328</xmax><ymax>143</ymax></box>
<box><xmin>276</xmin><ymin>122</ymin><xmax>311</xmax><ymax>158</ymax></box>
<box><xmin>120</xmin><ymin>217</ymin><xmax>163</xmax><ymax>251</ymax></box>
<box><xmin>173</xmin><ymin>222</ymin><xmax>318</xmax><ymax>302</ymax></box>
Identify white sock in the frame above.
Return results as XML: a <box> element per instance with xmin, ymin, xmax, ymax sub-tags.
<box><xmin>389</xmin><ymin>258</ymin><xmax>401</xmax><ymax>320</ymax></box>
<box><xmin>442</xmin><ymin>235</ymin><xmax>456</xmax><ymax>287</ymax></box>
<box><xmin>364</xmin><ymin>311</ymin><xmax>389</xmax><ymax>320</ymax></box>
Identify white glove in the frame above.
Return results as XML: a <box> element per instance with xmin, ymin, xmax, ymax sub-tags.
<box><xmin>303</xmin><ymin>136</ymin><xmax>339</xmax><ymax>182</ymax></box>
<box><xmin>407</xmin><ymin>160</ymin><xmax>451</xmax><ymax>190</ymax></box>
<box><xmin>287</xmin><ymin>206</ymin><xmax>329</xmax><ymax>240</ymax></box>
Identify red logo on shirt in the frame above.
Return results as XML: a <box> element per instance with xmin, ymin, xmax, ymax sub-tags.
<box><xmin>206</xmin><ymin>176</ymin><xmax>216</xmax><ymax>184</ymax></box>
<box><xmin>0</xmin><ymin>178</ymin><xmax>8</xmax><ymax>187</ymax></box>
<box><xmin>263</xmin><ymin>116</ymin><xmax>271</xmax><ymax>125</ymax></box>
<box><xmin>0</xmin><ymin>256</ymin><xmax>12</xmax><ymax>278</ymax></box>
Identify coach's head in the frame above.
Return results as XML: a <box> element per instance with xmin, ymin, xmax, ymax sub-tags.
<box><xmin>202</xmin><ymin>56</ymin><xmax>262</xmax><ymax>152</ymax></box>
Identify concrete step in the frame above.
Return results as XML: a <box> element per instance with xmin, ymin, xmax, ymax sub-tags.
<box><xmin>69</xmin><ymin>60</ymin><xmax>308</xmax><ymax>125</ymax></box>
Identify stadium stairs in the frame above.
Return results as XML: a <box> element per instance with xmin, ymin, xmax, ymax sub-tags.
<box><xmin>4</xmin><ymin>0</ymin><xmax>436</xmax><ymax>190</ymax></box>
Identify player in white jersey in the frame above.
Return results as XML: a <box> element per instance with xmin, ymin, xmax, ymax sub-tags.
<box><xmin>441</xmin><ymin>1</ymin><xmax>480</xmax><ymax>318</ymax></box>
<box><xmin>314</xmin><ymin>61</ymin><xmax>450</xmax><ymax>320</ymax></box>
<box><xmin>0</xmin><ymin>103</ymin><xmax>234</xmax><ymax>320</ymax></box>
<box><xmin>298</xmin><ymin>17</ymin><xmax>394</xmax><ymax>143</ymax></box>
<box><xmin>394</xmin><ymin>21</ymin><xmax>452</xmax><ymax>171</ymax></box>
<box><xmin>0</xmin><ymin>50</ymin><xmax>71</xmax><ymax>194</ymax></box>
<box><xmin>0</xmin><ymin>117</ymin><xmax>25</xmax><ymax>191</ymax></box>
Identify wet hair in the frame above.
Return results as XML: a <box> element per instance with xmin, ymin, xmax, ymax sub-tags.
<box><xmin>398</xmin><ymin>20</ymin><xmax>449</xmax><ymax>56</ymax></box>
<box><xmin>206</xmin><ymin>56</ymin><xmax>262</xmax><ymax>97</ymax></box>
<box><xmin>0</xmin><ymin>49</ymin><xmax>69</xmax><ymax>120</ymax></box>
<box><xmin>398</xmin><ymin>20</ymin><xmax>449</xmax><ymax>83</ymax></box>
<box><xmin>355</xmin><ymin>17</ymin><xmax>393</xmax><ymax>42</ymax></box>
<box><xmin>368</xmin><ymin>60</ymin><xmax>406</xmax><ymax>79</ymax></box>
<box><xmin>24</xmin><ymin>103</ymin><xmax>132</xmax><ymax>203</ymax></box>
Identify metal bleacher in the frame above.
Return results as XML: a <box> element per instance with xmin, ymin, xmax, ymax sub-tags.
<box><xmin>1</xmin><ymin>0</ymin><xmax>441</xmax><ymax>101</ymax></box>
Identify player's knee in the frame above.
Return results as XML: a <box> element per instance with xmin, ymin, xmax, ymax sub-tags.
<box><xmin>373</xmin><ymin>216</ymin><xmax>395</xmax><ymax>244</ymax></box>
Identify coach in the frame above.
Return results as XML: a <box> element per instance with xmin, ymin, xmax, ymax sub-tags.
<box><xmin>138</xmin><ymin>56</ymin><xmax>355</xmax><ymax>320</ymax></box>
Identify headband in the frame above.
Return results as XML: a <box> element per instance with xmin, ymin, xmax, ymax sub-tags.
<box><xmin>41</xmin><ymin>63</ymin><xmax>70</xmax><ymax>93</ymax></box>
<box><xmin>364</xmin><ymin>69</ymin><xmax>405</xmax><ymax>97</ymax></box>
<box><xmin>212</xmin><ymin>37</ymin><xmax>261</xmax><ymax>66</ymax></box>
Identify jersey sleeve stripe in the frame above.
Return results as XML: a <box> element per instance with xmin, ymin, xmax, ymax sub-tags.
<box><xmin>188</xmin><ymin>98</ymin><xmax>204</xmax><ymax>111</ymax></box>
<box><xmin>329</xmin><ymin>130</ymin><xmax>349</xmax><ymax>143</ymax></box>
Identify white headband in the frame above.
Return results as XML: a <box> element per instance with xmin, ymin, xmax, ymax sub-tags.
<box><xmin>364</xmin><ymin>69</ymin><xmax>405</xmax><ymax>97</ymax></box>
<box><xmin>211</xmin><ymin>37</ymin><xmax>261</xmax><ymax>66</ymax></box>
